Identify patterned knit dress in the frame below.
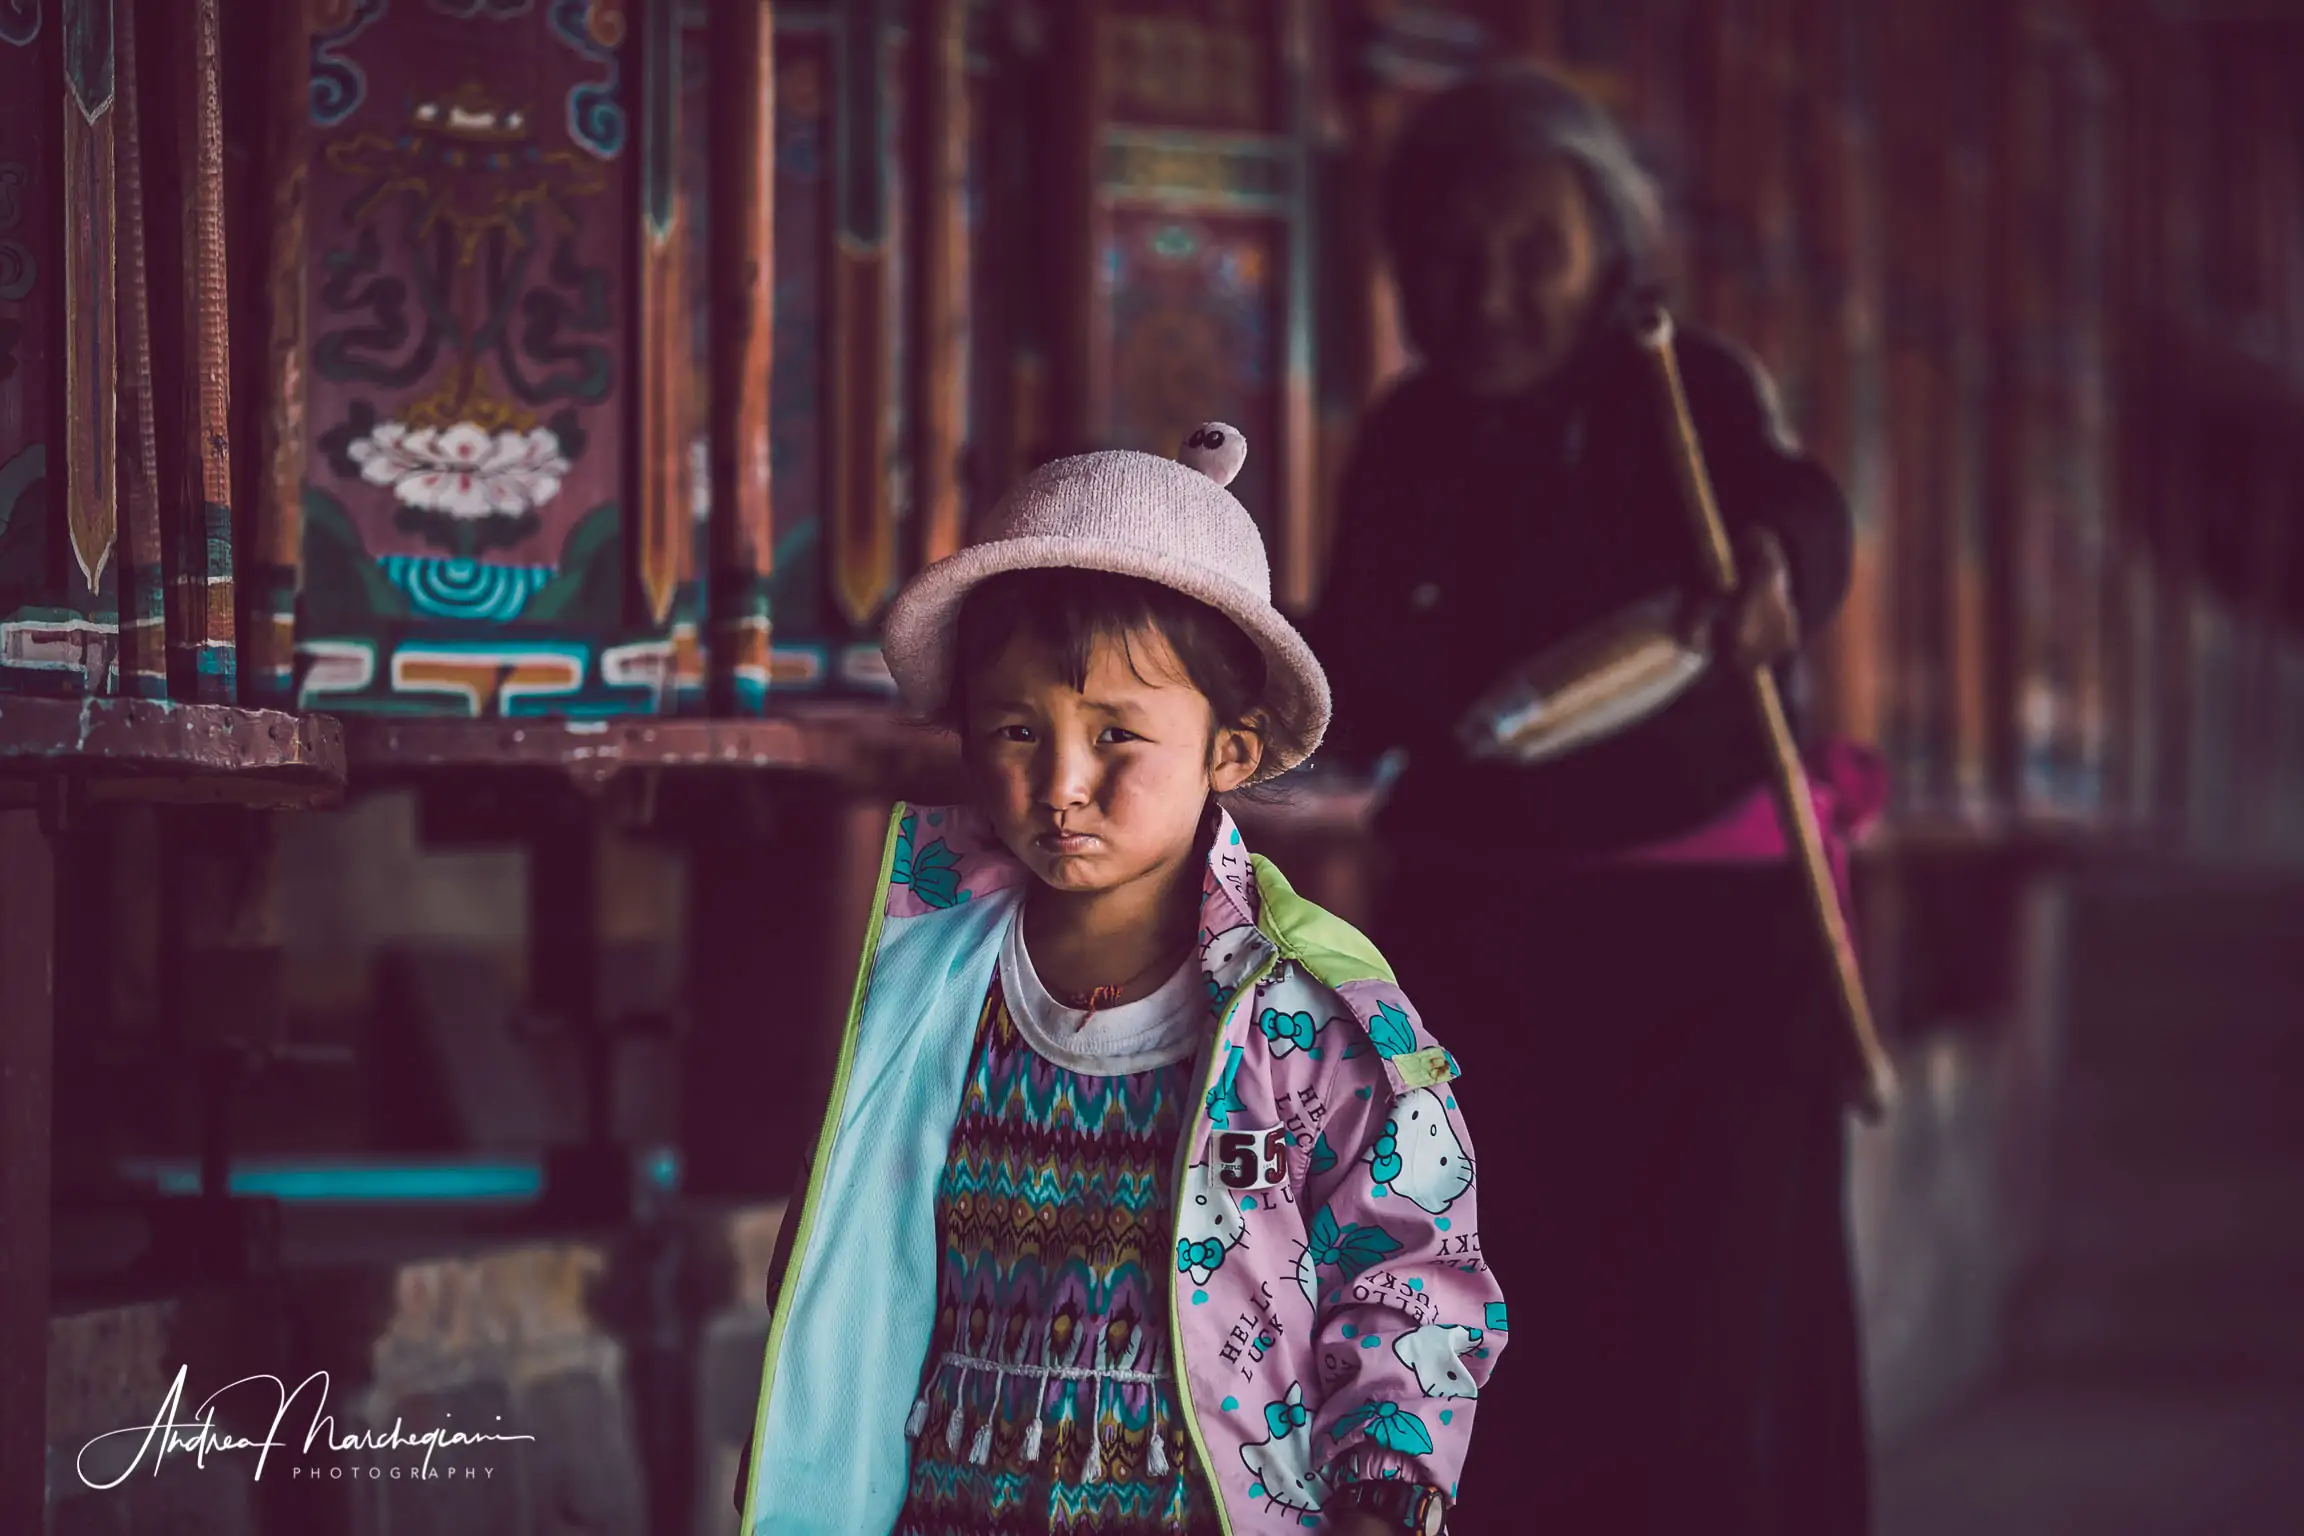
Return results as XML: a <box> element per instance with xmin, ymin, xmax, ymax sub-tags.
<box><xmin>895</xmin><ymin>917</ymin><xmax>1220</xmax><ymax>1536</ymax></box>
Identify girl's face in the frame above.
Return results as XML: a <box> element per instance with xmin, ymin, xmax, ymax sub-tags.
<box><xmin>962</xmin><ymin>625</ymin><xmax>1263</xmax><ymax>898</ymax></box>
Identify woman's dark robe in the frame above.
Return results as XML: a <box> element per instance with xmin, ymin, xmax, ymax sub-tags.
<box><xmin>1307</xmin><ymin>321</ymin><xmax>1873</xmax><ymax>1536</ymax></box>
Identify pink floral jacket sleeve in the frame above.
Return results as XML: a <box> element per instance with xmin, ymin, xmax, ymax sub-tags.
<box><xmin>1173</xmin><ymin>813</ymin><xmax>1505</xmax><ymax>1533</ymax></box>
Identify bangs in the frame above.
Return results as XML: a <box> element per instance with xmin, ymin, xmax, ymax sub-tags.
<box><xmin>947</xmin><ymin>568</ymin><xmax>1270</xmax><ymax>733</ymax></box>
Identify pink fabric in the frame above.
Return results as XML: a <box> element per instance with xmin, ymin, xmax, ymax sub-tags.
<box><xmin>1593</xmin><ymin>737</ymin><xmax>1890</xmax><ymax>927</ymax></box>
<box><xmin>874</xmin><ymin>805</ymin><xmax>1503</xmax><ymax>1532</ymax></box>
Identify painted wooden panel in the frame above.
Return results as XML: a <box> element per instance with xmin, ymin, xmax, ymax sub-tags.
<box><xmin>1105</xmin><ymin>0</ymin><xmax>1284</xmax><ymax>134</ymax></box>
<box><xmin>1104</xmin><ymin>207</ymin><xmax>1285</xmax><ymax>517</ymax></box>
<box><xmin>294</xmin><ymin>0</ymin><xmax>674</xmax><ymax>718</ymax></box>
<box><xmin>1084</xmin><ymin>0</ymin><xmax>1316</xmax><ymax>602</ymax></box>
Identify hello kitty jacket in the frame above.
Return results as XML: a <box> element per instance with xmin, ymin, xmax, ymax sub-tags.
<box><xmin>737</xmin><ymin>802</ymin><xmax>1505</xmax><ymax>1536</ymax></box>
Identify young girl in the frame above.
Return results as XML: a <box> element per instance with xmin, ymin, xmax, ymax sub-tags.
<box><xmin>736</xmin><ymin>426</ymin><xmax>1502</xmax><ymax>1536</ymax></box>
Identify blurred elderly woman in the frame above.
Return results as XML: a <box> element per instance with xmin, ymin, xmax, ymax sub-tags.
<box><xmin>1308</xmin><ymin>66</ymin><xmax>1874</xmax><ymax>1535</ymax></box>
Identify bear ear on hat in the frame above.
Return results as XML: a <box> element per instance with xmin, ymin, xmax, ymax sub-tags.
<box><xmin>1178</xmin><ymin>422</ymin><xmax>1247</xmax><ymax>489</ymax></box>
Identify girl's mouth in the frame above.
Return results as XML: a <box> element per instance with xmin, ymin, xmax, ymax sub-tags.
<box><xmin>1035</xmin><ymin>831</ymin><xmax>1102</xmax><ymax>856</ymax></box>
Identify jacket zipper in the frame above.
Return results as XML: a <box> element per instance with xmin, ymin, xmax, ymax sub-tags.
<box><xmin>1165</xmin><ymin>951</ymin><xmax>1279</xmax><ymax>1536</ymax></box>
<box><xmin>738</xmin><ymin>802</ymin><xmax>907</xmax><ymax>1536</ymax></box>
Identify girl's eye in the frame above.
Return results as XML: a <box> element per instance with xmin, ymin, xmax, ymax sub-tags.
<box><xmin>1098</xmin><ymin>727</ymin><xmax>1141</xmax><ymax>745</ymax></box>
<box><xmin>991</xmin><ymin>724</ymin><xmax>1035</xmax><ymax>743</ymax></box>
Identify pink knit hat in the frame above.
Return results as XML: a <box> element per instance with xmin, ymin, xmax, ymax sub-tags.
<box><xmin>880</xmin><ymin>424</ymin><xmax>1331</xmax><ymax>780</ymax></box>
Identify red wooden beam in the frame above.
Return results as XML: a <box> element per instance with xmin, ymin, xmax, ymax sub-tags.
<box><xmin>914</xmin><ymin>0</ymin><xmax>968</xmax><ymax>571</ymax></box>
<box><xmin>710</xmin><ymin>0</ymin><xmax>777</xmax><ymax>715</ymax></box>
<box><xmin>161</xmin><ymin>0</ymin><xmax>237</xmax><ymax>703</ymax></box>
<box><xmin>59</xmin><ymin>0</ymin><xmax>119</xmax><ymax>602</ymax></box>
<box><xmin>248</xmin><ymin>0</ymin><xmax>312</xmax><ymax>709</ymax></box>
<box><xmin>830</xmin><ymin>1</ymin><xmax>900</xmax><ymax>631</ymax></box>
<box><xmin>638</xmin><ymin>0</ymin><xmax>692</xmax><ymax>632</ymax></box>
<box><xmin>114</xmin><ymin>0</ymin><xmax>166</xmax><ymax>701</ymax></box>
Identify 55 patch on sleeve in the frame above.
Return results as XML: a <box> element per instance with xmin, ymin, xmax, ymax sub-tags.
<box><xmin>1213</xmin><ymin>1124</ymin><xmax>1291</xmax><ymax>1191</ymax></box>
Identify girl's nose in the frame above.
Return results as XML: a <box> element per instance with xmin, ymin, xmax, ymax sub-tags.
<box><xmin>1036</xmin><ymin>734</ymin><xmax>1095</xmax><ymax>811</ymax></box>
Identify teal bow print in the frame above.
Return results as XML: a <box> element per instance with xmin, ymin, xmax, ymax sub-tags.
<box><xmin>1331</xmin><ymin>1399</ymin><xmax>1436</xmax><ymax>1456</ymax></box>
<box><xmin>1367</xmin><ymin>1000</ymin><xmax>1418</xmax><ymax>1059</ymax></box>
<box><xmin>1308</xmin><ymin>1131</ymin><xmax>1338</xmax><ymax>1176</ymax></box>
<box><xmin>1178</xmin><ymin>1237</ymin><xmax>1226</xmax><ymax>1275</ymax></box>
<box><xmin>1370</xmin><ymin>1116</ymin><xmax>1405</xmax><ymax>1185</ymax></box>
<box><xmin>1205</xmin><ymin>1043</ymin><xmax>1248</xmax><ymax>1128</ymax></box>
<box><xmin>891</xmin><ymin>813</ymin><xmax>966</xmax><ymax>909</ymax></box>
<box><xmin>1264</xmin><ymin>1395</ymin><xmax>1311</xmax><ymax>1439</ymax></box>
<box><xmin>1306</xmin><ymin>1205</ymin><xmax>1402</xmax><ymax>1285</ymax></box>
<box><xmin>1258</xmin><ymin>1007</ymin><xmax>1320</xmax><ymax>1058</ymax></box>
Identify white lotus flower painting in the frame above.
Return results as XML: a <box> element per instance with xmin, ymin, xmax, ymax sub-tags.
<box><xmin>348</xmin><ymin>420</ymin><xmax>571</xmax><ymax>520</ymax></box>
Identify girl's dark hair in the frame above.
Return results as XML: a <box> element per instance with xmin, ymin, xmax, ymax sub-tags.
<box><xmin>943</xmin><ymin>567</ymin><xmax>1276</xmax><ymax>752</ymax></box>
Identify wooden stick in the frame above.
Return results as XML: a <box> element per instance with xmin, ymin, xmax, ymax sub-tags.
<box><xmin>1632</xmin><ymin>304</ymin><xmax>1897</xmax><ymax>1120</ymax></box>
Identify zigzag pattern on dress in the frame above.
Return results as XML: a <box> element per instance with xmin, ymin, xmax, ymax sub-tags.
<box><xmin>895</xmin><ymin>977</ymin><xmax>1218</xmax><ymax>1536</ymax></box>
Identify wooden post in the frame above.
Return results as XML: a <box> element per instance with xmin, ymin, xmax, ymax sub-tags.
<box><xmin>59</xmin><ymin>0</ymin><xmax>119</xmax><ymax>607</ymax></box>
<box><xmin>141</xmin><ymin>0</ymin><xmax>237</xmax><ymax>704</ymax></box>
<box><xmin>113</xmin><ymin>0</ymin><xmax>166</xmax><ymax>700</ymax></box>
<box><xmin>1277</xmin><ymin>0</ymin><xmax>1318</xmax><ymax>612</ymax></box>
<box><xmin>2244</xmin><ymin>441</ymin><xmax>2291</xmax><ymax>842</ymax></box>
<box><xmin>1984</xmin><ymin>0</ymin><xmax>2031</xmax><ymax>815</ymax></box>
<box><xmin>1945</xmin><ymin>1</ymin><xmax>1995</xmax><ymax>816</ymax></box>
<box><xmin>829</xmin><ymin>0</ymin><xmax>898</xmax><ymax>631</ymax></box>
<box><xmin>181</xmin><ymin>0</ymin><xmax>234</xmax><ymax>702</ymax></box>
<box><xmin>638</xmin><ymin>0</ymin><xmax>691</xmax><ymax>632</ymax></box>
<box><xmin>247</xmin><ymin>0</ymin><xmax>311</xmax><ymax>709</ymax></box>
<box><xmin>1879</xmin><ymin>0</ymin><xmax>1951</xmax><ymax>809</ymax></box>
<box><xmin>1794</xmin><ymin>0</ymin><xmax>1890</xmax><ymax>759</ymax></box>
<box><xmin>710</xmin><ymin>0</ymin><xmax>777</xmax><ymax>716</ymax></box>
<box><xmin>0</xmin><ymin>810</ymin><xmax>55</xmax><ymax>1534</ymax></box>
<box><xmin>914</xmin><ymin>0</ymin><xmax>969</xmax><ymax>570</ymax></box>
<box><xmin>1049</xmin><ymin>0</ymin><xmax>1106</xmax><ymax>460</ymax></box>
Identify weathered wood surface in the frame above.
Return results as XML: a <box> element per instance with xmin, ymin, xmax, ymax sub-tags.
<box><xmin>0</xmin><ymin>698</ymin><xmax>343</xmax><ymax>807</ymax></box>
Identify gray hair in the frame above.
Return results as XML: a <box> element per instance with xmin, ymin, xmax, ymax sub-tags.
<box><xmin>1380</xmin><ymin>64</ymin><xmax>1663</xmax><ymax>287</ymax></box>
